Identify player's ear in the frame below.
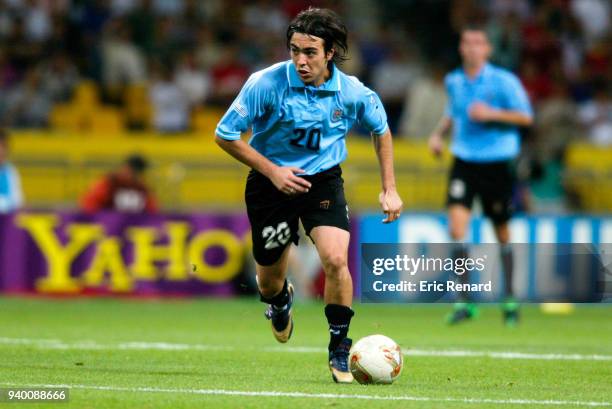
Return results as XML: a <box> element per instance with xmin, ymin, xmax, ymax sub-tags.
<box><xmin>326</xmin><ymin>48</ymin><xmax>335</xmax><ymax>62</ymax></box>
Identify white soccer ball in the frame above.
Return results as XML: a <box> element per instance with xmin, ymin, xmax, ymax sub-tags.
<box><xmin>349</xmin><ymin>334</ymin><xmax>403</xmax><ymax>384</ymax></box>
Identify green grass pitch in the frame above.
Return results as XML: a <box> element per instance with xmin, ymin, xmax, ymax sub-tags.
<box><xmin>0</xmin><ymin>297</ymin><xmax>610</xmax><ymax>408</ymax></box>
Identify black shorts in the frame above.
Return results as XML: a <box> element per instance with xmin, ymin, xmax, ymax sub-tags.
<box><xmin>245</xmin><ymin>165</ymin><xmax>349</xmax><ymax>266</ymax></box>
<box><xmin>446</xmin><ymin>158</ymin><xmax>516</xmax><ymax>225</ymax></box>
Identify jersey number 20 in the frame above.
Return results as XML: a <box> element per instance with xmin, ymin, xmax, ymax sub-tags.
<box><xmin>290</xmin><ymin>128</ymin><xmax>321</xmax><ymax>151</ymax></box>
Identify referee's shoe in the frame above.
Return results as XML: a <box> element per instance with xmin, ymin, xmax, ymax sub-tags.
<box><xmin>264</xmin><ymin>283</ymin><xmax>294</xmax><ymax>343</ymax></box>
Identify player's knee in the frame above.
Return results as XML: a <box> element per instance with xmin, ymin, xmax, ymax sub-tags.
<box><xmin>321</xmin><ymin>253</ymin><xmax>348</xmax><ymax>276</ymax></box>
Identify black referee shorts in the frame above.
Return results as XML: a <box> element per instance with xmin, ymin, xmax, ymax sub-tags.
<box><xmin>245</xmin><ymin>165</ymin><xmax>350</xmax><ymax>266</ymax></box>
<box><xmin>446</xmin><ymin>157</ymin><xmax>516</xmax><ymax>225</ymax></box>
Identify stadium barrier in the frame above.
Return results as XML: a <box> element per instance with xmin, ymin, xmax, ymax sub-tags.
<box><xmin>0</xmin><ymin>211</ymin><xmax>359</xmax><ymax>296</ymax></box>
<box><xmin>0</xmin><ymin>211</ymin><xmax>609</xmax><ymax>301</ymax></box>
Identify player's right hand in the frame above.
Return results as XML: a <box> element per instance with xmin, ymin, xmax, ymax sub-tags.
<box><xmin>269</xmin><ymin>166</ymin><xmax>312</xmax><ymax>196</ymax></box>
<box><xmin>428</xmin><ymin>134</ymin><xmax>444</xmax><ymax>157</ymax></box>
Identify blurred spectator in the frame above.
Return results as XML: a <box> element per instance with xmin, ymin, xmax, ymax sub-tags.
<box><xmin>101</xmin><ymin>19</ymin><xmax>146</xmax><ymax>91</ymax></box>
<box><xmin>0</xmin><ymin>130</ymin><xmax>23</xmax><ymax>213</ymax></box>
<box><xmin>488</xmin><ymin>0</ymin><xmax>531</xmax><ymax>21</ymax></box>
<box><xmin>194</xmin><ymin>26</ymin><xmax>223</xmax><ymax>70</ymax></box>
<box><xmin>127</xmin><ymin>0</ymin><xmax>156</xmax><ymax>56</ymax></box>
<box><xmin>570</xmin><ymin>0</ymin><xmax>610</xmax><ymax>48</ymax></box>
<box><xmin>399</xmin><ymin>64</ymin><xmax>446</xmax><ymax>138</ymax></box>
<box><xmin>520</xmin><ymin>59</ymin><xmax>552</xmax><ymax>103</ymax></box>
<box><xmin>22</xmin><ymin>0</ymin><xmax>52</xmax><ymax>42</ymax></box>
<box><xmin>487</xmin><ymin>12</ymin><xmax>522</xmax><ymax>71</ymax></box>
<box><xmin>578</xmin><ymin>79</ymin><xmax>612</xmax><ymax>146</ymax></box>
<box><xmin>209</xmin><ymin>43</ymin><xmax>249</xmax><ymax>107</ymax></box>
<box><xmin>40</xmin><ymin>52</ymin><xmax>79</xmax><ymax>102</ymax></box>
<box><xmin>80</xmin><ymin>154</ymin><xmax>157</xmax><ymax>214</ymax></box>
<box><xmin>2</xmin><ymin>67</ymin><xmax>52</xmax><ymax>127</ymax></box>
<box><xmin>370</xmin><ymin>43</ymin><xmax>421</xmax><ymax>133</ymax></box>
<box><xmin>175</xmin><ymin>50</ymin><xmax>211</xmax><ymax>107</ymax></box>
<box><xmin>535</xmin><ymin>79</ymin><xmax>579</xmax><ymax>159</ymax></box>
<box><xmin>149</xmin><ymin>62</ymin><xmax>189</xmax><ymax>133</ymax></box>
<box><xmin>0</xmin><ymin>47</ymin><xmax>18</xmax><ymax>90</ymax></box>
<box><xmin>242</xmin><ymin>0</ymin><xmax>288</xmax><ymax>35</ymax></box>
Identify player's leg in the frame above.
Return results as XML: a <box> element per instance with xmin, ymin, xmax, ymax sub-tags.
<box><xmin>300</xmin><ymin>165</ymin><xmax>353</xmax><ymax>383</ymax></box>
<box><xmin>309</xmin><ymin>225</ymin><xmax>354</xmax><ymax>383</ymax></box>
<box><xmin>256</xmin><ymin>245</ymin><xmax>296</xmax><ymax>342</ymax></box>
<box><xmin>446</xmin><ymin>159</ymin><xmax>478</xmax><ymax>324</ymax></box>
<box><xmin>246</xmin><ymin>169</ymin><xmax>300</xmax><ymax>342</ymax></box>
<box><xmin>482</xmin><ymin>160</ymin><xmax>519</xmax><ymax>325</ymax></box>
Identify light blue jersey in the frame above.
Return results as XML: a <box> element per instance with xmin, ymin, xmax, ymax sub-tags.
<box><xmin>0</xmin><ymin>162</ymin><xmax>23</xmax><ymax>213</ymax></box>
<box><xmin>445</xmin><ymin>63</ymin><xmax>532</xmax><ymax>162</ymax></box>
<box><xmin>216</xmin><ymin>61</ymin><xmax>388</xmax><ymax>175</ymax></box>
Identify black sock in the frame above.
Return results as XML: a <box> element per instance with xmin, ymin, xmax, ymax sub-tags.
<box><xmin>325</xmin><ymin>304</ymin><xmax>354</xmax><ymax>353</ymax></box>
<box><xmin>452</xmin><ymin>242</ymin><xmax>470</xmax><ymax>302</ymax></box>
<box><xmin>500</xmin><ymin>244</ymin><xmax>514</xmax><ymax>298</ymax></box>
<box><xmin>259</xmin><ymin>279</ymin><xmax>289</xmax><ymax>308</ymax></box>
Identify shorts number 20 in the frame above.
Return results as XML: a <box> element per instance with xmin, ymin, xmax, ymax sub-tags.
<box><xmin>262</xmin><ymin>222</ymin><xmax>291</xmax><ymax>249</ymax></box>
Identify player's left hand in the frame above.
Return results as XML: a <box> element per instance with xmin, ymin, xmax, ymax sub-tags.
<box><xmin>469</xmin><ymin>102</ymin><xmax>498</xmax><ymax>122</ymax></box>
<box><xmin>379</xmin><ymin>189</ymin><xmax>403</xmax><ymax>223</ymax></box>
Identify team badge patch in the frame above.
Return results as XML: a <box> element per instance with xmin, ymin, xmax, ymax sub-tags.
<box><xmin>332</xmin><ymin>109</ymin><xmax>343</xmax><ymax>122</ymax></box>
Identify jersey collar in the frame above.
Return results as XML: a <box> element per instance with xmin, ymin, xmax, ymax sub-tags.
<box><xmin>462</xmin><ymin>62</ymin><xmax>491</xmax><ymax>83</ymax></box>
<box><xmin>287</xmin><ymin>61</ymin><xmax>341</xmax><ymax>91</ymax></box>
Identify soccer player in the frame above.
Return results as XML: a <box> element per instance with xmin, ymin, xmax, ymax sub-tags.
<box><xmin>0</xmin><ymin>130</ymin><xmax>24</xmax><ymax>214</ymax></box>
<box><xmin>428</xmin><ymin>26</ymin><xmax>533</xmax><ymax>325</ymax></box>
<box><xmin>215</xmin><ymin>8</ymin><xmax>402</xmax><ymax>383</ymax></box>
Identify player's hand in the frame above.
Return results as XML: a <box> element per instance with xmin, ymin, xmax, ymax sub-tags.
<box><xmin>468</xmin><ymin>102</ymin><xmax>497</xmax><ymax>122</ymax></box>
<box><xmin>379</xmin><ymin>189</ymin><xmax>403</xmax><ymax>223</ymax></box>
<box><xmin>269</xmin><ymin>166</ymin><xmax>312</xmax><ymax>196</ymax></box>
<box><xmin>428</xmin><ymin>133</ymin><xmax>444</xmax><ymax>158</ymax></box>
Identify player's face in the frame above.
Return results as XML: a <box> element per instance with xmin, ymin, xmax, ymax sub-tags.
<box><xmin>460</xmin><ymin>30</ymin><xmax>491</xmax><ymax>68</ymax></box>
<box><xmin>290</xmin><ymin>33</ymin><xmax>333</xmax><ymax>87</ymax></box>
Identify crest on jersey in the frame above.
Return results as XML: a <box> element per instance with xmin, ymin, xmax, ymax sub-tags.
<box><xmin>332</xmin><ymin>108</ymin><xmax>343</xmax><ymax>122</ymax></box>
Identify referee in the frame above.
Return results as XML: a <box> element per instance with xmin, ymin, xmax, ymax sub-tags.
<box><xmin>428</xmin><ymin>25</ymin><xmax>533</xmax><ymax>325</ymax></box>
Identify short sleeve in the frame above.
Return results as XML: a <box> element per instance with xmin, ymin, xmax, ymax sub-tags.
<box><xmin>502</xmin><ymin>74</ymin><xmax>533</xmax><ymax>118</ymax></box>
<box><xmin>215</xmin><ymin>74</ymin><xmax>274</xmax><ymax>140</ymax></box>
<box><xmin>357</xmin><ymin>86</ymin><xmax>389</xmax><ymax>135</ymax></box>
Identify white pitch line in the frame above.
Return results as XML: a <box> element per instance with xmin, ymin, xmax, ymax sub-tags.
<box><xmin>1</xmin><ymin>337</ymin><xmax>611</xmax><ymax>361</ymax></box>
<box><xmin>0</xmin><ymin>382</ymin><xmax>609</xmax><ymax>407</ymax></box>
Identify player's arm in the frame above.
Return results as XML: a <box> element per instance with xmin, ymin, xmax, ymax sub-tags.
<box><xmin>372</xmin><ymin>128</ymin><xmax>403</xmax><ymax>223</ymax></box>
<box><xmin>428</xmin><ymin>115</ymin><xmax>452</xmax><ymax>157</ymax></box>
<box><xmin>469</xmin><ymin>74</ymin><xmax>533</xmax><ymax>127</ymax></box>
<box><xmin>215</xmin><ymin>137</ymin><xmax>311</xmax><ymax>195</ymax></box>
<box><xmin>469</xmin><ymin>103</ymin><xmax>533</xmax><ymax>126</ymax></box>
<box><xmin>215</xmin><ymin>74</ymin><xmax>311</xmax><ymax>195</ymax></box>
<box><xmin>358</xmin><ymin>86</ymin><xmax>403</xmax><ymax>223</ymax></box>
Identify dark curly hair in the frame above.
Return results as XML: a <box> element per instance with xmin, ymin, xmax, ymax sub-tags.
<box><xmin>286</xmin><ymin>8</ymin><xmax>348</xmax><ymax>66</ymax></box>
